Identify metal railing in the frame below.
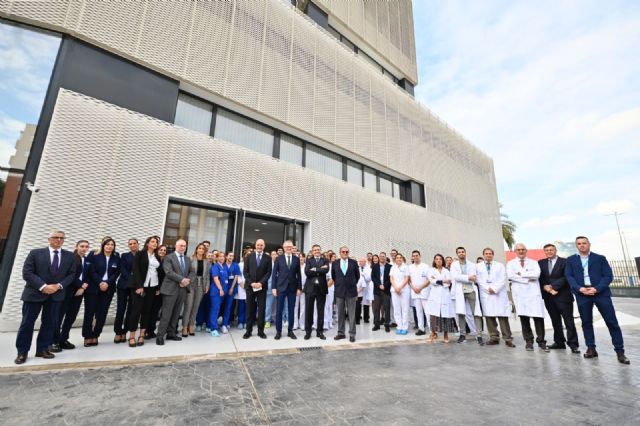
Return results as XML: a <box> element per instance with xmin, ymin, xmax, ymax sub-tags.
<box><xmin>610</xmin><ymin>259</ymin><xmax>638</xmax><ymax>287</ymax></box>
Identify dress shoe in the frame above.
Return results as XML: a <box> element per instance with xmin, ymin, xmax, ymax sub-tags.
<box><xmin>384</xmin><ymin>326</ymin><xmax>390</xmax><ymax>333</ymax></box>
<box><xmin>416</xmin><ymin>330</ymin><xmax>426</xmax><ymax>336</ymax></box>
<box><xmin>505</xmin><ymin>341</ymin><xmax>516</xmax><ymax>348</ymax></box>
<box><xmin>35</xmin><ymin>351</ymin><xmax>55</xmax><ymax>359</ymax></box>
<box><xmin>334</xmin><ymin>334</ymin><xmax>346</xmax><ymax>340</ymax></box>
<box><xmin>390</xmin><ymin>322</ymin><xmax>397</xmax><ymax>328</ymax></box>
<box><xmin>166</xmin><ymin>335</ymin><xmax>182</xmax><ymax>341</ymax></box>
<box><xmin>548</xmin><ymin>342</ymin><xmax>566</xmax><ymax>350</ymax></box>
<box><xmin>356</xmin><ymin>321</ymin><xmax>360</xmax><ymax>325</ymax></box>
<box><xmin>525</xmin><ymin>342</ymin><xmax>534</xmax><ymax>351</ymax></box>
<box><xmin>156</xmin><ymin>337</ymin><xmax>165</xmax><ymax>345</ymax></box>
<box><xmin>243</xmin><ymin>332</ymin><xmax>252</xmax><ymax>339</ymax></box>
<box><xmin>258</xmin><ymin>332</ymin><xmax>267</xmax><ymax>339</ymax></box>
<box><xmin>84</xmin><ymin>339</ymin><xmax>92</xmax><ymax>347</ymax></box>
<box><xmin>584</xmin><ymin>347</ymin><xmax>599</xmax><ymax>359</ymax></box>
<box><xmin>274</xmin><ymin>333</ymin><xmax>282</xmax><ymax>340</ymax></box>
<box><xmin>49</xmin><ymin>344</ymin><xmax>62</xmax><ymax>353</ymax></box>
<box><xmin>570</xmin><ymin>347</ymin><xmax>581</xmax><ymax>354</ymax></box>
<box><xmin>288</xmin><ymin>331</ymin><xmax>297</xmax><ymax>340</ymax></box>
<box><xmin>317</xmin><ymin>333</ymin><xmax>326</xmax><ymax>340</ymax></box>
<box><xmin>349</xmin><ymin>336</ymin><xmax>355</xmax><ymax>343</ymax></box>
<box><xmin>372</xmin><ymin>325</ymin><xmax>380</xmax><ymax>331</ymax></box>
<box><xmin>364</xmin><ymin>320</ymin><xmax>370</xmax><ymax>323</ymax></box>
<box><xmin>539</xmin><ymin>344</ymin><xmax>550</xmax><ymax>353</ymax></box>
<box><xmin>146</xmin><ymin>332</ymin><xmax>157</xmax><ymax>339</ymax></box>
<box><xmin>304</xmin><ymin>334</ymin><xmax>311</xmax><ymax>340</ymax></box>
<box><xmin>14</xmin><ymin>353</ymin><xmax>27</xmax><ymax>365</ymax></box>
<box><xmin>476</xmin><ymin>336</ymin><xmax>485</xmax><ymax>346</ymax></box>
<box><xmin>617</xmin><ymin>352</ymin><xmax>630</xmax><ymax>365</ymax></box>
<box><xmin>61</xmin><ymin>341</ymin><xmax>76</xmax><ymax>350</ymax></box>
<box><xmin>485</xmin><ymin>340</ymin><xmax>499</xmax><ymax>346</ymax></box>
<box><xmin>457</xmin><ymin>335</ymin><xmax>466</xmax><ymax>343</ymax></box>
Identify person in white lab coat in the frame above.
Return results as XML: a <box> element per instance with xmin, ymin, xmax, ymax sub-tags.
<box><xmin>293</xmin><ymin>253</ymin><xmax>307</xmax><ymax>330</ymax></box>
<box><xmin>356</xmin><ymin>257</ymin><xmax>371</xmax><ymax>324</ymax></box>
<box><xmin>507</xmin><ymin>243</ymin><xmax>549</xmax><ymax>352</ymax></box>
<box><xmin>427</xmin><ymin>254</ymin><xmax>455</xmax><ymax>343</ymax></box>
<box><xmin>477</xmin><ymin>248</ymin><xmax>515</xmax><ymax>347</ymax></box>
<box><xmin>451</xmin><ymin>247</ymin><xmax>484</xmax><ymax>345</ymax></box>
<box><xmin>390</xmin><ymin>254</ymin><xmax>411</xmax><ymax>334</ymax></box>
<box><xmin>408</xmin><ymin>250</ymin><xmax>430</xmax><ymax>336</ymax></box>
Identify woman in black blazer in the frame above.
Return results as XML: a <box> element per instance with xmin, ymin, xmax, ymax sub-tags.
<box><xmin>127</xmin><ymin>236</ymin><xmax>162</xmax><ymax>347</ymax></box>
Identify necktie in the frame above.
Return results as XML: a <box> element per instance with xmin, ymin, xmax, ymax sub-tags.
<box><xmin>341</xmin><ymin>260</ymin><xmax>347</xmax><ymax>274</ymax></box>
<box><xmin>179</xmin><ymin>255</ymin><xmax>185</xmax><ymax>276</ymax></box>
<box><xmin>548</xmin><ymin>259</ymin><xmax>553</xmax><ymax>274</ymax></box>
<box><xmin>315</xmin><ymin>257</ymin><xmax>320</xmax><ymax>262</ymax></box>
<box><xmin>51</xmin><ymin>250</ymin><xmax>59</xmax><ymax>275</ymax></box>
<box><xmin>287</xmin><ymin>255</ymin><xmax>291</xmax><ymax>268</ymax></box>
<box><xmin>257</xmin><ymin>253</ymin><xmax>262</xmax><ymax>264</ymax></box>
<box><xmin>520</xmin><ymin>259</ymin><xmax>525</xmax><ymax>268</ymax></box>
<box><xmin>486</xmin><ymin>263</ymin><xmax>491</xmax><ymax>274</ymax></box>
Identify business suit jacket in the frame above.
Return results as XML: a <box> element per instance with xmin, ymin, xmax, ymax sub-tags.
<box><xmin>565</xmin><ymin>252</ymin><xmax>613</xmax><ymax>298</ymax></box>
<box><xmin>72</xmin><ymin>254</ymin><xmax>91</xmax><ymax>289</ymax></box>
<box><xmin>304</xmin><ymin>256</ymin><xmax>330</xmax><ymax>295</ymax></box>
<box><xmin>21</xmin><ymin>247</ymin><xmax>76</xmax><ymax>303</ymax></box>
<box><xmin>130</xmin><ymin>251</ymin><xmax>163</xmax><ymax>289</ymax></box>
<box><xmin>189</xmin><ymin>257</ymin><xmax>211</xmax><ymax>292</ymax></box>
<box><xmin>243</xmin><ymin>252</ymin><xmax>272</xmax><ymax>291</ymax></box>
<box><xmin>331</xmin><ymin>258</ymin><xmax>360</xmax><ymax>299</ymax></box>
<box><xmin>371</xmin><ymin>263</ymin><xmax>392</xmax><ymax>296</ymax></box>
<box><xmin>271</xmin><ymin>254</ymin><xmax>302</xmax><ymax>293</ymax></box>
<box><xmin>88</xmin><ymin>252</ymin><xmax>121</xmax><ymax>294</ymax></box>
<box><xmin>161</xmin><ymin>252</ymin><xmax>192</xmax><ymax>296</ymax></box>
<box><xmin>538</xmin><ymin>257</ymin><xmax>573</xmax><ymax>303</ymax></box>
<box><xmin>117</xmin><ymin>251</ymin><xmax>136</xmax><ymax>290</ymax></box>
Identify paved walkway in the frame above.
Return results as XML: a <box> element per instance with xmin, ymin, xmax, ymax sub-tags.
<box><xmin>0</xmin><ymin>299</ymin><xmax>638</xmax><ymax>425</ymax></box>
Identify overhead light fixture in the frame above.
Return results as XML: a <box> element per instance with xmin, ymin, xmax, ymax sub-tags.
<box><xmin>254</xmin><ymin>229</ymin><xmax>260</xmax><ymax>232</ymax></box>
<box><xmin>261</xmin><ymin>222</ymin><xmax>268</xmax><ymax>225</ymax></box>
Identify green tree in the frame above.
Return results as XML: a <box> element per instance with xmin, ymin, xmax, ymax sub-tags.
<box><xmin>500</xmin><ymin>203</ymin><xmax>517</xmax><ymax>250</ymax></box>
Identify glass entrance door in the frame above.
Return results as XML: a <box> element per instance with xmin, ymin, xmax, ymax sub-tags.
<box><xmin>163</xmin><ymin>201</ymin><xmax>235</xmax><ymax>252</ymax></box>
<box><xmin>240</xmin><ymin>214</ymin><xmax>304</xmax><ymax>255</ymax></box>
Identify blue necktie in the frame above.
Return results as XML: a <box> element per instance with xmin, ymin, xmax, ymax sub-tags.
<box><xmin>341</xmin><ymin>260</ymin><xmax>347</xmax><ymax>275</ymax></box>
<box><xmin>51</xmin><ymin>250</ymin><xmax>59</xmax><ymax>275</ymax></box>
<box><xmin>179</xmin><ymin>255</ymin><xmax>186</xmax><ymax>276</ymax></box>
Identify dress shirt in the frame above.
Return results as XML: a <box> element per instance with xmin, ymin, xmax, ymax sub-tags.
<box><xmin>143</xmin><ymin>253</ymin><xmax>160</xmax><ymax>287</ymax></box>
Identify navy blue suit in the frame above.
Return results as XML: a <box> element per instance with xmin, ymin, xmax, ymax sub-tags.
<box><xmin>331</xmin><ymin>258</ymin><xmax>360</xmax><ymax>337</ymax></box>
<box><xmin>538</xmin><ymin>257</ymin><xmax>578</xmax><ymax>348</ymax></box>
<box><xmin>16</xmin><ymin>247</ymin><xmax>76</xmax><ymax>355</ymax></box>
<box><xmin>55</xmin><ymin>254</ymin><xmax>91</xmax><ymax>345</ymax></box>
<box><xmin>114</xmin><ymin>251</ymin><xmax>135</xmax><ymax>335</ymax></box>
<box><xmin>565</xmin><ymin>252</ymin><xmax>624</xmax><ymax>353</ymax></box>
<box><xmin>83</xmin><ymin>252</ymin><xmax>120</xmax><ymax>339</ymax></box>
<box><xmin>371</xmin><ymin>263</ymin><xmax>392</xmax><ymax>327</ymax></box>
<box><xmin>271</xmin><ymin>254</ymin><xmax>302</xmax><ymax>333</ymax></box>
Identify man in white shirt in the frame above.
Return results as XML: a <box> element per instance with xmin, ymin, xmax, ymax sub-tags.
<box><xmin>451</xmin><ymin>247</ymin><xmax>484</xmax><ymax>345</ymax></box>
<box><xmin>356</xmin><ymin>257</ymin><xmax>371</xmax><ymax>324</ymax></box>
<box><xmin>408</xmin><ymin>250</ymin><xmax>430</xmax><ymax>336</ymax></box>
<box><xmin>477</xmin><ymin>248</ymin><xmax>515</xmax><ymax>347</ymax></box>
<box><xmin>507</xmin><ymin>243</ymin><xmax>548</xmax><ymax>352</ymax></box>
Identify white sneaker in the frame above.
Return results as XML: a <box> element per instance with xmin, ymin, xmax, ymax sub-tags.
<box><xmin>237</xmin><ymin>323</ymin><xmax>244</xmax><ymax>330</ymax></box>
<box><xmin>221</xmin><ymin>326</ymin><xmax>228</xmax><ymax>334</ymax></box>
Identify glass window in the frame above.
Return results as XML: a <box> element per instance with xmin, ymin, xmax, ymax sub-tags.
<box><xmin>379</xmin><ymin>174</ymin><xmax>393</xmax><ymax>196</ymax></box>
<box><xmin>305</xmin><ymin>144</ymin><xmax>343</xmax><ymax>179</ymax></box>
<box><xmin>392</xmin><ymin>181</ymin><xmax>401</xmax><ymax>199</ymax></box>
<box><xmin>174</xmin><ymin>93</ymin><xmax>213</xmax><ymax>134</ymax></box>
<box><xmin>346</xmin><ymin>160</ymin><xmax>363</xmax><ymax>186</ymax></box>
<box><xmin>341</xmin><ymin>36</ymin><xmax>356</xmax><ymax>53</ymax></box>
<box><xmin>280</xmin><ymin>134</ymin><xmax>304</xmax><ymax>166</ymax></box>
<box><xmin>163</xmin><ymin>201</ymin><xmax>232</xmax><ymax>252</ymax></box>
<box><xmin>364</xmin><ymin>167</ymin><xmax>377</xmax><ymax>191</ymax></box>
<box><xmin>410</xmin><ymin>181</ymin><xmax>425</xmax><ymax>207</ymax></box>
<box><xmin>359</xmin><ymin>49</ymin><xmax>383</xmax><ymax>73</ymax></box>
<box><xmin>327</xmin><ymin>25</ymin><xmax>341</xmax><ymax>40</ymax></box>
<box><xmin>215</xmin><ymin>109</ymin><xmax>274</xmax><ymax>156</ymax></box>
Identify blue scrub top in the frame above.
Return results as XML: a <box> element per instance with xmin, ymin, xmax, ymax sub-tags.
<box><xmin>211</xmin><ymin>262</ymin><xmax>229</xmax><ymax>295</ymax></box>
<box><xmin>226</xmin><ymin>262</ymin><xmax>241</xmax><ymax>294</ymax></box>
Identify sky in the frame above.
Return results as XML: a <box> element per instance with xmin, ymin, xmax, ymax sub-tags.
<box><xmin>412</xmin><ymin>0</ymin><xmax>640</xmax><ymax>260</ymax></box>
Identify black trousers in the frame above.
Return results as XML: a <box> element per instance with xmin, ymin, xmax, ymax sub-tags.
<box><xmin>114</xmin><ymin>288</ymin><xmax>131</xmax><ymax>335</ymax></box>
<box><xmin>544</xmin><ymin>298</ymin><xmax>579</xmax><ymax>348</ymax></box>
<box><xmin>520</xmin><ymin>316</ymin><xmax>546</xmax><ymax>345</ymax></box>
<box><xmin>82</xmin><ymin>290</ymin><xmax>114</xmax><ymax>339</ymax></box>
<box><xmin>305</xmin><ymin>290</ymin><xmax>326</xmax><ymax>333</ymax></box>
<box><xmin>246</xmin><ymin>287</ymin><xmax>267</xmax><ymax>333</ymax></box>
<box><xmin>355</xmin><ymin>296</ymin><xmax>369</xmax><ymax>323</ymax></box>
<box><xmin>147</xmin><ymin>294</ymin><xmax>162</xmax><ymax>334</ymax></box>
<box><xmin>16</xmin><ymin>299</ymin><xmax>60</xmax><ymax>354</ymax></box>
<box><xmin>128</xmin><ymin>288</ymin><xmax>157</xmax><ymax>332</ymax></box>
<box><xmin>372</xmin><ymin>293</ymin><xmax>391</xmax><ymax>327</ymax></box>
<box><xmin>56</xmin><ymin>288</ymin><xmax>84</xmax><ymax>344</ymax></box>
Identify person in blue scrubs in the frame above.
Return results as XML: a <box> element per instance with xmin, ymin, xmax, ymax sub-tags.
<box><xmin>221</xmin><ymin>251</ymin><xmax>240</xmax><ymax>333</ymax></box>
<box><xmin>209</xmin><ymin>252</ymin><xmax>227</xmax><ymax>337</ymax></box>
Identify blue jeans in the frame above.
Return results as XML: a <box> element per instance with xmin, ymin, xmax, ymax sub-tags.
<box><xmin>208</xmin><ymin>289</ymin><xmax>223</xmax><ymax>331</ymax></box>
<box><xmin>275</xmin><ymin>289</ymin><xmax>297</xmax><ymax>333</ymax></box>
<box><xmin>577</xmin><ymin>294</ymin><xmax>624</xmax><ymax>352</ymax></box>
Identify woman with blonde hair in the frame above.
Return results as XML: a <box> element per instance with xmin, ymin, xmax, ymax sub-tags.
<box><xmin>181</xmin><ymin>243</ymin><xmax>210</xmax><ymax>337</ymax></box>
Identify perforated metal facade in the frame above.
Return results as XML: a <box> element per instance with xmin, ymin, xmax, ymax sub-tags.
<box><xmin>0</xmin><ymin>1</ymin><xmax>503</xmax><ymax>324</ymax></box>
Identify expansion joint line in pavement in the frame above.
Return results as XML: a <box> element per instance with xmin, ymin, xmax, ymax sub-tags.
<box><xmin>230</xmin><ymin>333</ymin><xmax>272</xmax><ymax>425</ymax></box>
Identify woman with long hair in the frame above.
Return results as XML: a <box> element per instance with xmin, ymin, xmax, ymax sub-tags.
<box><xmin>182</xmin><ymin>243</ymin><xmax>210</xmax><ymax>337</ymax></box>
<box><xmin>221</xmin><ymin>251</ymin><xmax>240</xmax><ymax>334</ymax></box>
<box><xmin>83</xmin><ymin>237</ymin><xmax>120</xmax><ymax>347</ymax></box>
<box><xmin>209</xmin><ymin>251</ymin><xmax>228</xmax><ymax>337</ymax></box>
<box><xmin>390</xmin><ymin>253</ymin><xmax>410</xmax><ymax>335</ymax></box>
<box><xmin>145</xmin><ymin>244</ymin><xmax>167</xmax><ymax>339</ymax></box>
<box><xmin>427</xmin><ymin>254</ymin><xmax>455</xmax><ymax>343</ymax></box>
<box><xmin>127</xmin><ymin>236</ymin><xmax>161</xmax><ymax>347</ymax></box>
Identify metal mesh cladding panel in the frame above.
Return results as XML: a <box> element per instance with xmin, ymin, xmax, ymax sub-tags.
<box><xmin>0</xmin><ymin>90</ymin><xmax>502</xmax><ymax>325</ymax></box>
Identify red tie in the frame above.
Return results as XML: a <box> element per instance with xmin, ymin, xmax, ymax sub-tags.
<box><xmin>520</xmin><ymin>259</ymin><xmax>525</xmax><ymax>267</ymax></box>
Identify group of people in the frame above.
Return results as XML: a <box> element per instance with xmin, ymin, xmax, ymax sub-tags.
<box><xmin>14</xmin><ymin>231</ymin><xmax>630</xmax><ymax>366</ymax></box>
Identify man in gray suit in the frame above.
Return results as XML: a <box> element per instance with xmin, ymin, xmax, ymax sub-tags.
<box><xmin>156</xmin><ymin>239</ymin><xmax>192</xmax><ymax>345</ymax></box>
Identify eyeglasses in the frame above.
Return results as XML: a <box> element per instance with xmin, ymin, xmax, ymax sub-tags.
<box><xmin>341</xmin><ymin>250</ymin><xmax>349</xmax><ymax>254</ymax></box>
<box><xmin>50</xmin><ymin>236</ymin><xmax>65</xmax><ymax>240</ymax></box>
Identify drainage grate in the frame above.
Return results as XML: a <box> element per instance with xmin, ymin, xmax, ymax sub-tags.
<box><xmin>298</xmin><ymin>346</ymin><xmax>322</xmax><ymax>352</ymax></box>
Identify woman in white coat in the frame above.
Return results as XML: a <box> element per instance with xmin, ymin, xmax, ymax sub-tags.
<box><xmin>427</xmin><ymin>254</ymin><xmax>455</xmax><ymax>343</ymax></box>
<box><xmin>390</xmin><ymin>254</ymin><xmax>410</xmax><ymax>335</ymax></box>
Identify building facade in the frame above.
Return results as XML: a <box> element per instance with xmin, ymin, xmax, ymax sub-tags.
<box><xmin>0</xmin><ymin>0</ymin><xmax>501</xmax><ymax>325</ymax></box>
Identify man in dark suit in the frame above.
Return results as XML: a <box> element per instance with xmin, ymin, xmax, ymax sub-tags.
<box><xmin>156</xmin><ymin>239</ymin><xmax>191</xmax><ymax>345</ymax></box>
<box><xmin>271</xmin><ymin>240</ymin><xmax>302</xmax><ymax>340</ymax></box>
<box><xmin>565</xmin><ymin>236</ymin><xmax>629</xmax><ymax>364</ymax></box>
<box><xmin>243</xmin><ymin>238</ymin><xmax>272</xmax><ymax>339</ymax></box>
<box><xmin>304</xmin><ymin>244</ymin><xmax>329</xmax><ymax>340</ymax></box>
<box><xmin>332</xmin><ymin>246</ymin><xmax>360</xmax><ymax>342</ymax></box>
<box><xmin>538</xmin><ymin>243</ymin><xmax>579</xmax><ymax>353</ymax></box>
<box><xmin>15</xmin><ymin>231</ymin><xmax>76</xmax><ymax>364</ymax></box>
<box><xmin>371</xmin><ymin>252</ymin><xmax>392</xmax><ymax>332</ymax></box>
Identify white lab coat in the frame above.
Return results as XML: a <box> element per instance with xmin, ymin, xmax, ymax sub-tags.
<box><xmin>476</xmin><ymin>261</ymin><xmax>510</xmax><ymax>317</ymax></box>
<box><xmin>408</xmin><ymin>262</ymin><xmax>430</xmax><ymax>299</ymax></box>
<box><xmin>426</xmin><ymin>267</ymin><xmax>455</xmax><ymax>318</ymax></box>
<box><xmin>450</xmin><ymin>261</ymin><xmax>482</xmax><ymax>316</ymax></box>
<box><xmin>358</xmin><ymin>264</ymin><xmax>373</xmax><ymax>305</ymax></box>
<box><xmin>235</xmin><ymin>261</ymin><xmax>246</xmax><ymax>300</ymax></box>
<box><xmin>507</xmin><ymin>257</ymin><xmax>545</xmax><ymax>318</ymax></box>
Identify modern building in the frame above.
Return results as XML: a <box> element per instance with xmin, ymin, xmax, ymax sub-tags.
<box><xmin>0</xmin><ymin>0</ymin><xmax>502</xmax><ymax>325</ymax></box>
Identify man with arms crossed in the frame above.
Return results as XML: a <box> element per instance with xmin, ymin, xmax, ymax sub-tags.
<box><xmin>451</xmin><ymin>247</ymin><xmax>484</xmax><ymax>345</ymax></box>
